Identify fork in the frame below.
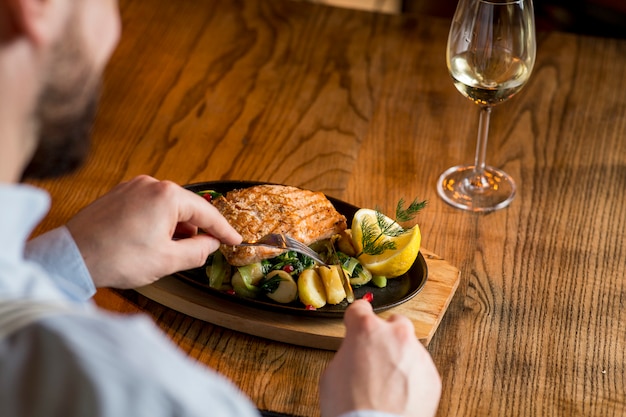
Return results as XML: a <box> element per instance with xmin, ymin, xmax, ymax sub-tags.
<box><xmin>238</xmin><ymin>233</ymin><xmax>329</xmax><ymax>266</ymax></box>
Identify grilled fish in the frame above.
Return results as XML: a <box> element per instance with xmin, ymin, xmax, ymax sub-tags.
<box><xmin>212</xmin><ymin>185</ymin><xmax>347</xmax><ymax>266</ymax></box>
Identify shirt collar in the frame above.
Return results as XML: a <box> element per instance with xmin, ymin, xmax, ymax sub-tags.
<box><xmin>0</xmin><ymin>183</ymin><xmax>50</xmax><ymax>261</ymax></box>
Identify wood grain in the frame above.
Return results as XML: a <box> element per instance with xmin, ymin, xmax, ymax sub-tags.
<box><xmin>29</xmin><ymin>0</ymin><xmax>626</xmax><ymax>416</ymax></box>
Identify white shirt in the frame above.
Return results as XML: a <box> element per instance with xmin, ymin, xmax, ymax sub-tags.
<box><xmin>0</xmin><ymin>184</ymin><xmax>398</xmax><ymax>417</ymax></box>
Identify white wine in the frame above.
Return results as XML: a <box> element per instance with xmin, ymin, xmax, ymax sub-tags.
<box><xmin>449</xmin><ymin>50</ymin><xmax>531</xmax><ymax>106</ymax></box>
<box><xmin>438</xmin><ymin>0</ymin><xmax>536</xmax><ymax>211</ymax></box>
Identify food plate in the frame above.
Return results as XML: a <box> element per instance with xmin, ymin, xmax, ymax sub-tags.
<box><xmin>175</xmin><ymin>181</ymin><xmax>428</xmax><ymax>318</ymax></box>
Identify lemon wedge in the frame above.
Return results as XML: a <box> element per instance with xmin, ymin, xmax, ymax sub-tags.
<box><xmin>351</xmin><ymin>208</ymin><xmax>421</xmax><ymax>278</ymax></box>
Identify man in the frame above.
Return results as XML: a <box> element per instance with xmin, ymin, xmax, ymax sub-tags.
<box><xmin>0</xmin><ymin>0</ymin><xmax>441</xmax><ymax>416</ymax></box>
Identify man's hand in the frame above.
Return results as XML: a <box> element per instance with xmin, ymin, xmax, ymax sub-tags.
<box><xmin>319</xmin><ymin>300</ymin><xmax>441</xmax><ymax>417</ymax></box>
<box><xmin>66</xmin><ymin>175</ymin><xmax>241</xmax><ymax>289</ymax></box>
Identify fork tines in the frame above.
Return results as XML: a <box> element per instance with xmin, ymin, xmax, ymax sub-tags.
<box><xmin>283</xmin><ymin>235</ymin><xmax>327</xmax><ymax>266</ymax></box>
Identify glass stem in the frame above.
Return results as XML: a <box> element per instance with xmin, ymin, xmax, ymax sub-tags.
<box><xmin>471</xmin><ymin>106</ymin><xmax>492</xmax><ymax>189</ymax></box>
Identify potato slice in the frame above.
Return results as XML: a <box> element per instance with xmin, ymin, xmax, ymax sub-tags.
<box><xmin>298</xmin><ymin>269</ymin><xmax>327</xmax><ymax>308</ymax></box>
<box><xmin>264</xmin><ymin>270</ymin><xmax>298</xmax><ymax>304</ymax></box>
<box><xmin>336</xmin><ymin>229</ymin><xmax>357</xmax><ymax>257</ymax></box>
<box><xmin>318</xmin><ymin>265</ymin><xmax>347</xmax><ymax>304</ymax></box>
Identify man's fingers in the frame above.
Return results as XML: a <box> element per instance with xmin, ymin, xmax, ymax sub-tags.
<box><xmin>343</xmin><ymin>299</ymin><xmax>379</xmax><ymax>335</ymax></box>
<box><xmin>175</xmin><ymin>186</ymin><xmax>242</xmax><ymax>245</ymax></box>
<box><xmin>345</xmin><ymin>299</ymin><xmax>374</xmax><ymax>319</ymax></box>
<box><xmin>387</xmin><ymin>313</ymin><xmax>414</xmax><ymax>326</ymax></box>
<box><xmin>165</xmin><ymin>234</ymin><xmax>222</xmax><ymax>273</ymax></box>
<box><xmin>114</xmin><ymin>176</ymin><xmax>241</xmax><ymax>246</ymax></box>
<box><xmin>173</xmin><ymin>222</ymin><xmax>198</xmax><ymax>239</ymax></box>
<box><xmin>386</xmin><ymin>313</ymin><xmax>419</xmax><ymax>345</ymax></box>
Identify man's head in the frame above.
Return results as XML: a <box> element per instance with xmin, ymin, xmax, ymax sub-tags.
<box><xmin>0</xmin><ymin>0</ymin><xmax>120</xmax><ymax>181</ymax></box>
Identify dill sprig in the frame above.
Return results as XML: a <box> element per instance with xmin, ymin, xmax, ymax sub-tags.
<box><xmin>356</xmin><ymin>197</ymin><xmax>427</xmax><ymax>258</ymax></box>
<box><xmin>395</xmin><ymin>198</ymin><xmax>427</xmax><ymax>222</ymax></box>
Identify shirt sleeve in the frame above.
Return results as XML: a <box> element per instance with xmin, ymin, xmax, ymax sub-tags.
<box><xmin>24</xmin><ymin>226</ymin><xmax>96</xmax><ymax>302</ymax></box>
<box><xmin>0</xmin><ymin>310</ymin><xmax>261</xmax><ymax>417</ymax></box>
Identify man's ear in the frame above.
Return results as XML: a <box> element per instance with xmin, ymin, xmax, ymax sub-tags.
<box><xmin>3</xmin><ymin>0</ymin><xmax>68</xmax><ymax>46</ymax></box>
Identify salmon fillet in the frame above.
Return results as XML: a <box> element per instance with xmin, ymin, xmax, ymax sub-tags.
<box><xmin>212</xmin><ymin>185</ymin><xmax>347</xmax><ymax>266</ymax></box>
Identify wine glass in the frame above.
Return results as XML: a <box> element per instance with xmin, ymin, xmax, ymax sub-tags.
<box><xmin>437</xmin><ymin>0</ymin><xmax>536</xmax><ymax>212</ymax></box>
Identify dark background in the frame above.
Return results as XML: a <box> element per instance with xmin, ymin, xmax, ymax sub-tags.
<box><xmin>402</xmin><ymin>0</ymin><xmax>626</xmax><ymax>39</ymax></box>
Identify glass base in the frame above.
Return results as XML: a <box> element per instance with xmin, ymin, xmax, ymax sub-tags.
<box><xmin>437</xmin><ymin>165</ymin><xmax>516</xmax><ymax>212</ymax></box>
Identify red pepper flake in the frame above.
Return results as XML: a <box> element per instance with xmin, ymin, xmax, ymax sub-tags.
<box><xmin>362</xmin><ymin>292</ymin><xmax>374</xmax><ymax>303</ymax></box>
<box><xmin>225</xmin><ymin>289</ymin><xmax>236</xmax><ymax>296</ymax></box>
<box><xmin>282</xmin><ymin>265</ymin><xmax>295</xmax><ymax>273</ymax></box>
<box><xmin>305</xmin><ymin>305</ymin><xmax>317</xmax><ymax>310</ymax></box>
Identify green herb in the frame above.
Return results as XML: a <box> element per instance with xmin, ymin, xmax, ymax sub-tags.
<box><xmin>336</xmin><ymin>251</ymin><xmax>351</xmax><ymax>266</ymax></box>
<box><xmin>351</xmin><ymin>263</ymin><xmax>364</xmax><ymax>278</ymax></box>
<box><xmin>395</xmin><ymin>198</ymin><xmax>427</xmax><ymax>222</ymax></box>
<box><xmin>259</xmin><ymin>275</ymin><xmax>283</xmax><ymax>293</ymax></box>
<box><xmin>263</xmin><ymin>251</ymin><xmax>314</xmax><ymax>276</ymax></box>
<box><xmin>357</xmin><ymin>197</ymin><xmax>426</xmax><ymax>257</ymax></box>
<box><xmin>197</xmin><ymin>190</ymin><xmax>223</xmax><ymax>201</ymax></box>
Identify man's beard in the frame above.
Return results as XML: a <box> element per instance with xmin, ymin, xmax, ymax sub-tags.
<box><xmin>21</xmin><ymin>87</ymin><xmax>99</xmax><ymax>180</ymax></box>
<box><xmin>21</xmin><ymin>22</ymin><xmax>101</xmax><ymax>181</ymax></box>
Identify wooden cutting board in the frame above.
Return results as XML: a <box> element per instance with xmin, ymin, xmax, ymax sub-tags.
<box><xmin>136</xmin><ymin>248</ymin><xmax>460</xmax><ymax>350</ymax></box>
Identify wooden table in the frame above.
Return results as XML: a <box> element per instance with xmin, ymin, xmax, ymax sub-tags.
<box><xmin>29</xmin><ymin>0</ymin><xmax>626</xmax><ymax>415</ymax></box>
